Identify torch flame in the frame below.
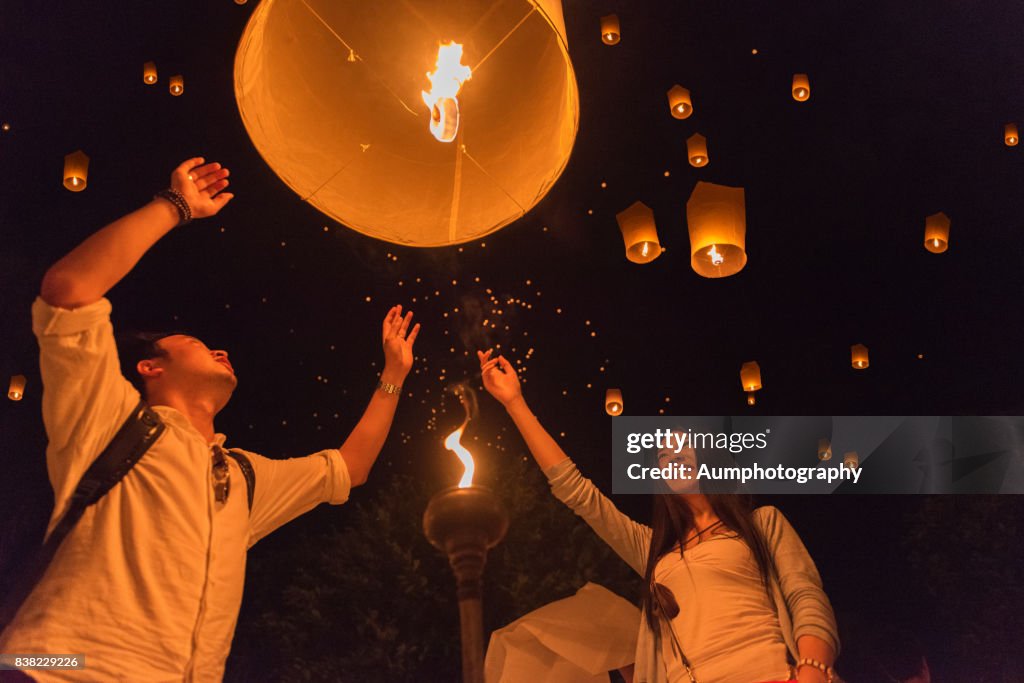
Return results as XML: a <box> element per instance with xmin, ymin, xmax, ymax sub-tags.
<box><xmin>708</xmin><ymin>244</ymin><xmax>724</xmax><ymax>266</ymax></box>
<box><xmin>444</xmin><ymin>426</ymin><xmax>475</xmax><ymax>488</ymax></box>
<box><xmin>422</xmin><ymin>42</ymin><xmax>472</xmax><ymax>143</ymax></box>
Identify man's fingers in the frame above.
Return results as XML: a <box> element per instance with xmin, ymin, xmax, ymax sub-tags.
<box><xmin>497</xmin><ymin>356</ymin><xmax>514</xmax><ymax>372</ymax></box>
<box><xmin>175</xmin><ymin>157</ymin><xmax>205</xmax><ymax>176</ymax></box>
<box><xmin>195</xmin><ymin>167</ymin><xmax>228</xmax><ymax>191</ymax></box>
<box><xmin>481</xmin><ymin>359</ymin><xmax>499</xmax><ymax>373</ymax></box>
<box><xmin>204</xmin><ymin>179</ymin><xmax>230</xmax><ymax>196</ymax></box>
<box><xmin>211</xmin><ymin>192</ymin><xmax>234</xmax><ymax>209</ymax></box>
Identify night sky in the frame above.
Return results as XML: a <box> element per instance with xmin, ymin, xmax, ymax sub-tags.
<box><xmin>2</xmin><ymin>0</ymin><xmax>1023</xmax><ymax>680</ymax></box>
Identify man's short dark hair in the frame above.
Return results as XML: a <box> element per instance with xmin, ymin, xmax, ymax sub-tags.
<box><xmin>116</xmin><ymin>330</ymin><xmax>187</xmax><ymax>396</ymax></box>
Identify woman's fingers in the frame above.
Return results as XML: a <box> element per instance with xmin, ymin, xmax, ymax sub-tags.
<box><xmin>203</xmin><ymin>179</ymin><xmax>230</xmax><ymax>196</ymax></box>
<box><xmin>398</xmin><ymin>310</ymin><xmax>413</xmax><ymax>338</ymax></box>
<box><xmin>406</xmin><ymin>323</ymin><xmax>421</xmax><ymax>347</ymax></box>
<box><xmin>175</xmin><ymin>157</ymin><xmax>205</xmax><ymax>177</ymax></box>
<box><xmin>195</xmin><ymin>167</ymin><xmax>229</xmax><ymax>191</ymax></box>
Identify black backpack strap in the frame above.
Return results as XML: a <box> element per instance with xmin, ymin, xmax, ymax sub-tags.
<box><xmin>0</xmin><ymin>398</ymin><xmax>164</xmax><ymax>634</ymax></box>
<box><xmin>225</xmin><ymin>450</ymin><xmax>255</xmax><ymax>513</ymax></box>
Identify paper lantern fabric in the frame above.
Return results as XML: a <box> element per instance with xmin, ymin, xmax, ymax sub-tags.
<box><xmin>143</xmin><ymin>61</ymin><xmax>157</xmax><ymax>84</ymax></box>
<box><xmin>687</xmin><ymin>133</ymin><xmax>708</xmax><ymax>167</ymax></box>
<box><xmin>485</xmin><ymin>583</ymin><xmax>638</xmax><ymax>683</ymax></box>
<box><xmin>924</xmin><ymin>211</ymin><xmax>950</xmax><ymax>253</ymax></box>
<box><xmin>600</xmin><ymin>14</ymin><xmax>620</xmax><ymax>45</ymax></box>
<box><xmin>63</xmin><ymin>150</ymin><xmax>89</xmax><ymax>191</ymax></box>
<box><xmin>1005</xmin><ymin>123</ymin><xmax>1019</xmax><ymax>146</ymax></box>
<box><xmin>169</xmin><ymin>74</ymin><xmax>184</xmax><ymax>96</ymax></box>
<box><xmin>615</xmin><ymin>201</ymin><xmax>662</xmax><ymax>264</ymax></box>
<box><xmin>851</xmin><ymin>343</ymin><xmax>869</xmax><ymax>369</ymax></box>
<box><xmin>234</xmin><ymin>0</ymin><xmax>579</xmax><ymax>247</ymax></box>
<box><xmin>740</xmin><ymin>361</ymin><xmax>762</xmax><ymax>392</ymax></box>
<box><xmin>667</xmin><ymin>85</ymin><xmax>692</xmax><ymax>119</ymax></box>
<box><xmin>605</xmin><ymin>388</ymin><xmax>623</xmax><ymax>415</ymax></box>
<box><xmin>8</xmin><ymin>375</ymin><xmax>26</xmax><ymax>401</ymax></box>
<box><xmin>792</xmin><ymin>73</ymin><xmax>810</xmax><ymax>101</ymax></box>
<box><xmin>686</xmin><ymin>181</ymin><xmax>747</xmax><ymax>278</ymax></box>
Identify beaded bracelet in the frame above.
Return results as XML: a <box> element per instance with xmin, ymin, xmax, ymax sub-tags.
<box><xmin>154</xmin><ymin>188</ymin><xmax>193</xmax><ymax>226</ymax></box>
<box><xmin>796</xmin><ymin>657</ymin><xmax>835</xmax><ymax>683</ymax></box>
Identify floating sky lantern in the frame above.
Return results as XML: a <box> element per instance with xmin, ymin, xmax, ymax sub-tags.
<box><xmin>605</xmin><ymin>388</ymin><xmax>623</xmax><ymax>416</ymax></box>
<box><xmin>686</xmin><ymin>181</ymin><xmax>747</xmax><ymax>278</ymax></box>
<box><xmin>143</xmin><ymin>61</ymin><xmax>157</xmax><ymax>84</ymax></box>
<box><xmin>792</xmin><ymin>73</ymin><xmax>810</xmax><ymax>101</ymax></box>
<box><xmin>616</xmin><ymin>201</ymin><xmax>662</xmax><ymax>264</ymax></box>
<box><xmin>667</xmin><ymin>85</ymin><xmax>692</xmax><ymax>119</ymax></box>
<box><xmin>169</xmin><ymin>74</ymin><xmax>184</xmax><ymax>96</ymax></box>
<box><xmin>8</xmin><ymin>375</ymin><xmax>26</xmax><ymax>401</ymax></box>
<box><xmin>924</xmin><ymin>212</ymin><xmax>950</xmax><ymax>253</ymax></box>
<box><xmin>843</xmin><ymin>452</ymin><xmax>860</xmax><ymax>469</ymax></box>
<box><xmin>817</xmin><ymin>438</ymin><xmax>832</xmax><ymax>461</ymax></box>
<box><xmin>600</xmin><ymin>14</ymin><xmax>620</xmax><ymax>44</ymax></box>
<box><xmin>63</xmin><ymin>150</ymin><xmax>89</xmax><ymax>192</ymax></box>
<box><xmin>740</xmin><ymin>361</ymin><xmax>761</xmax><ymax>406</ymax></box>
<box><xmin>687</xmin><ymin>133</ymin><xmax>709</xmax><ymax>167</ymax></box>
<box><xmin>234</xmin><ymin>0</ymin><xmax>579</xmax><ymax>247</ymax></box>
<box><xmin>1005</xmin><ymin>123</ymin><xmax>1018</xmax><ymax>146</ymax></box>
<box><xmin>851</xmin><ymin>343</ymin><xmax>869</xmax><ymax>370</ymax></box>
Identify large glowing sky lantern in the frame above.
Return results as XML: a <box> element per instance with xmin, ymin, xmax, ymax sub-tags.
<box><xmin>234</xmin><ymin>0</ymin><xmax>579</xmax><ymax>246</ymax></box>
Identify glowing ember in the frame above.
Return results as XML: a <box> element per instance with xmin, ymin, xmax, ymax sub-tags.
<box><xmin>640</xmin><ymin>242</ymin><xmax>649</xmax><ymax>258</ymax></box>
<box><xmin>421</xmin><ymin>42</ymin><xmax>472</xmax><ymax>143</ymax></box>
<box><xmin>933</xmin><ymin>238</ymin><xmax>940</xmax><ymax>247</ymax></box>
<box><xmin>708</xmin><ymin>244</ymin><xmax>724</xmax><ymax>266</ymax></box>
<box><xmin>747</xmin><ymin>392</ymin><xmax>756</xmax><ymax>406</ymax></box>
<box><xmin>445</xmin><ymin>426</ymin><xmax>475</xmax><ymax>488</ymax></box>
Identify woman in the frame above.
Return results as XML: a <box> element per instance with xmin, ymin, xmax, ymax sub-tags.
<box><xmin>477</xmin><ymin>350</ymin><xmax>840</xmax><ymax>683</ymax></box>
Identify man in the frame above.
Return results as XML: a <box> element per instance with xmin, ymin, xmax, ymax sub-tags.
<box><xmin>0</xmin><ymin>158</ymin><xmax>420</xmax><ymax>681</ymax></box>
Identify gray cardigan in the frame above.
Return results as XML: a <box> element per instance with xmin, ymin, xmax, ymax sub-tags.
<box><xmin>544</xmin><ymin>459</ymin><xmax>840</xmax><ymax>683</ymax></box>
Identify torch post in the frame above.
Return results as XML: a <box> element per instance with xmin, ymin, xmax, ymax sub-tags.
<box><xmin>423</xmin><ymin>485</ymin><xmax>508</xmax><ymax>683</ymax></box>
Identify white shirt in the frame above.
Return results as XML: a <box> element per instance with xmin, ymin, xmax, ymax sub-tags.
<box><xmin>656</xmin><ymin>533</ymin><xmax>792</xmax><ymax>683</ymax></box>
<box><xmin>0</xmin><ymin>297</ymin><xmax>352</xmax><ymax>682</ymax></box>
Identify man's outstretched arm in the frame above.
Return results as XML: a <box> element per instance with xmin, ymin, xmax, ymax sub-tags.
<box><xmin>338</xmin><ymin>305</ymin><xmax>420</xmax><ymax>486</ymax></box>
<box><xmin>40</xmin><ymin>157</ymin><xmax>233</xmax><ymax>309</ymax></box>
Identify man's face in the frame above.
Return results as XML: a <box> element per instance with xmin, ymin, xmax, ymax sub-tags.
<box><xmin>152</xmin><ymin>334</ymin><xmax>237</xmax><ymax>390</ymax></box>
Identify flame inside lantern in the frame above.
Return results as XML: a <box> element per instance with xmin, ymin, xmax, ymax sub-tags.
<box><xmin>421</xmin><ymin>42</ymin><xmax>472</xmax><ymax>143</ymax></box>
<box><xmin>708</xmin><ymin>244</ymin><xmax>724</xmax><ymax>266</ymax></box>
<box><xmin>445</xmin><ymin>426</ymin><xmax>475</xmax><ymax>488</ymax></box>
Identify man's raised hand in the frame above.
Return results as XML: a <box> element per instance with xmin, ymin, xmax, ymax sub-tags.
<box><xmin>477</xmin><ymin>349</ymin><xmax>522</xmax><ymax>407</ymax></box>
<box><xmin>382</xmin><ymin>305</ymin><xmax>420</xmax><ymax>382</ymax></box>
<box><xmin>171</xmin><ymin>157</ymin><xmax>234</xmax><ymax>219</ymax></box>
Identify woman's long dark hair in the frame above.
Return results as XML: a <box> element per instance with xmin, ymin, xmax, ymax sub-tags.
<box><xmin>640</xmin><ymin>491</ymin><xmax>777</xmax><ymax>631</ymax></box>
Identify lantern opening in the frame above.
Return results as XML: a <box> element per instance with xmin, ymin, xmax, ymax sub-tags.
<box><xmin>421</xmin><ymin>42</ymin><xmax>472</xmax><ymax>143</ymax></box>
<box><xmin>444</xmin><ymin>426</ymin><xmax>475</xmax><ymax>488</ymax></box>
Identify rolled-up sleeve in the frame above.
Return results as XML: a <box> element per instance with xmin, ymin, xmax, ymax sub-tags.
<box><xmin>757</xmin><ymin>505</ymin><xmax>841</xmax><ymax>655</ymax></box>
<box><xmin>245</xmin><ymin>448</ymin><xmax>352</xmax><ymax>547</ymax></box>
<box><xmin>545</xmin><ymin>459</ymin><xmax>652</xmax><ymax>575</ymax></box>
<box><xmin>32</xmin><ymin>296</ymin><xmax>139</xmax><ymax>507</ymax></box>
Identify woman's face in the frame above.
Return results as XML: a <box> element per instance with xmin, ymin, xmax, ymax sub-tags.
<box><xmin>657</xmin><ymin>430</ymin><xmax>699</xmax><ymax>494</ymax></box>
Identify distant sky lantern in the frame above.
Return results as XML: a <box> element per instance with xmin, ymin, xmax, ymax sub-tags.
<box><xmin>235</xmin><ymin>0</ymin><xmax>578</xmax><ymax>247</ymax></box>
<box><xmin>600</xmin><ymin>14</ymin><xmax>620</xmax><ymax>44</ymax></box>
<box><xmin>8</xmin><ymin>375</ymin><xmax>26</xmax><ymax>401</ymax></box>
<box><xmin>740</xmin><ymin>361</ymin><xmax>761</xmax><ymax>405</ymax></box>
<box><xmin>169</xmin><ymin>74</ymin><xmax>184</xmax><ymax>96</ymax></box>
<box><xmin>924</xmin><ymin>211</ymin><xmax>950</xmax><ymax>253</ymax></box>
<box><xmin>605</xmin><ymin>388</ymin><xmax>623</xmax><ymax>416</ymax></box>
<box><xmin>792</xmin><ymin>73</ymin><xmax>810</xmax><ymax>101</ymax></box>
<box><xmin>667</xmin><ymin>85</ymin><xmax>692</xmax><ymax>119</ymax></box>
<box><xmin>687</xmin><ymin>133</ymin><xmax>709</xmax><ymax>167</ymax></box>
<box><xmin>63</xmin><ymin>150</ymin><xmax>89</xmax><ymax>192</ymax></box>
<box><xmin>851</xmin><ymin>343</ymin><xmax>869</xmax><ymax>369</ymax></box>
<box><xmin>615</xmin><ymin>200</ymin><xmax>663</xmax><ymax>264</ymax></box>
<box><xmin>843</xmin><ymin>452</ymin><xmax>860</xmax><ymax>469</ymax></box>
<box><xmin>143</xmin><ymin>61</ymin><xmax>157</xmax><ymax>84</ymax></box>
<box><xmin>421</xmin><ymin>42</ymin><xmax>472</xmax><ymax>143</ymax></box>
<box><xmin>817</xmin><ymin>438</ymin><xmax>832</xmax><ymax>461</ymax></box>
<box><xmin>1005</xmin><ymin>123</ymin><xmax>1019</xmax><ymax>146</ymax></box>
<box><xmin>686</xmin><ymin>181</ymin><xmax>747</xmax><ymax>278</ymax></box>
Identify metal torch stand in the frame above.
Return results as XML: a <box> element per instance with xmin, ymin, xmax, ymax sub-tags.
<box><xmin>423</xmin><ymin>485</ymin><xmax>509</xmax><ymax>683</ymax></box>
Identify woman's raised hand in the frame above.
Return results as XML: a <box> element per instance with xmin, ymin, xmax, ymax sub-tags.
<box><xmin>171</xmin><ymin>157</ymin><xmax>234</xmax><ymax>219</ymax></box>
<box><xmin>477</xmin><ymin>349</ymin><xmax>522</xmax><ymax>407</ymax></box>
